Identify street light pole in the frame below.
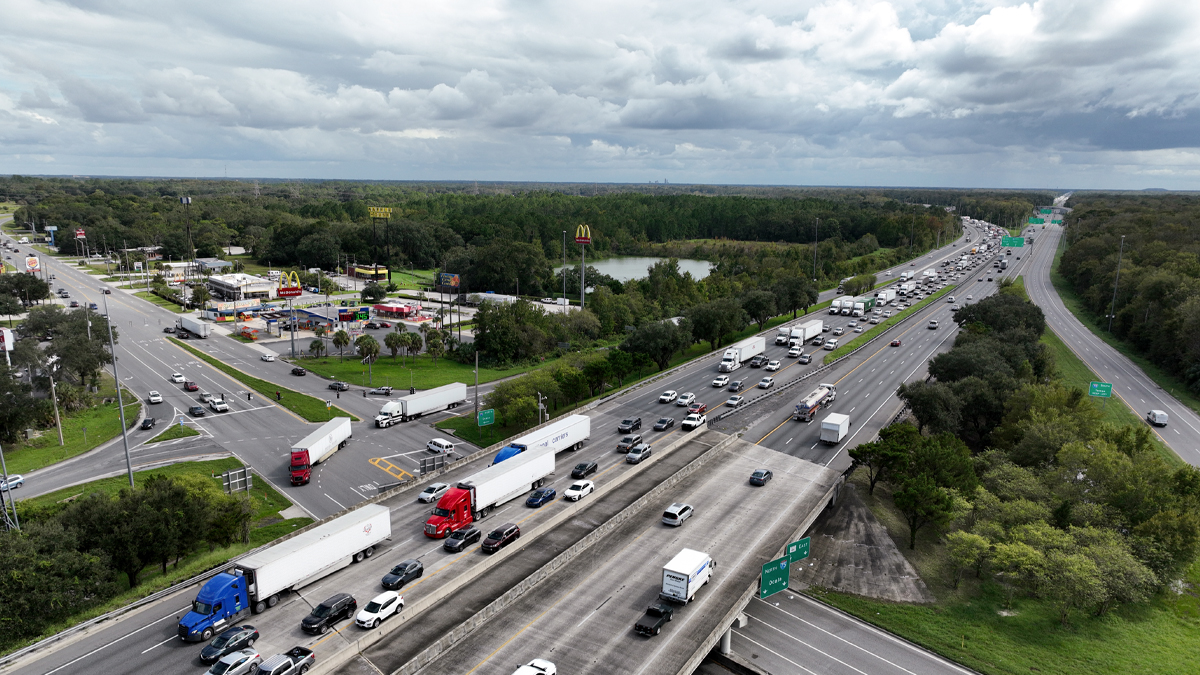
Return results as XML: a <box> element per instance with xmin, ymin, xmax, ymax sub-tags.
<box><xmin>1107</xmin><ymin>235</ymin><xmax>1126</xmax><ymax>333</ymax></box>
<box><xmin>101</xmin><ymin>291</ymin><xmax>135</xmax><ymax>487</ymax></box>
<box><xmin>813</xmin><ymin>218</ymin><xmax>819</xmax><ymax>281</ymax></box>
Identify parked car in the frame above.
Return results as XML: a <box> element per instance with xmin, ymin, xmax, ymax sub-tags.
<box><xmin>661</xmin><ymin>502</ymin><xmax>694</xmax><ymax>527</ymax></box>
<box><xmin>204</xmin><ymin>649</ymin><xmax>262</xmax><ymax>675</ymax></box>
<box><xmin>482</xmin><ymin>522</ymin><xmax>520</xmax><ymax>553</ymax></box>
<box><xmin>653</xmin><ymin>417</ymin><xmax>675</xmax><ymax>431</ymax></box>
<box><xmin>617</xmin><ymin>417</ymin><xmax>641</xmax><ymax>433</ymax></box>
<box><xmin>626</xmin><ymin>443</ymin><xmax>653</xmax><ymax>464</ymax></box>
<box><xmin>301</xmin><ymin>593</ymin><xmax>357</xmax><ymax>634</ymax></box>
<box><xmin>381</xmin><ymin>560</ymin><xmax>423</xmax><ymax>590</ymax></box>
<box><xmin>526</xmin><ymin>487</ymin><xmax>557</xmax><ymax>507</ymax></box>
<box><xmin>749</xmin><ymin>469</ymin><xmax>774</xmax><ymax>486</ymax></box>
<box><xmin>140</xmin><ymin>417</ymin><xmax>156</xmax><ymax>430</ymax></box>
<box><xmin>658</xmin><ymin>390</ymin><xmax>678</xmax><ymax>403</ymax></box>
<box><xmin>712</xmin><ymin>375</ymin><xmax>729</xmax><ymax>388</ymax></box>
<box><xmin>200</xmin><ymin>625</ymin><xmax>260</xmax><ymax>664</ymax></box>
<box><xmin>328</xmin><ymin>381</ymin><xmax>350</xmax><ymax>391</ymax></box>
<box><xmin>443</xmin><ymin>526</ymin><xmax>482</xmax><ymax>553</ymax></box>
<box><xmin>563</xmin><ymin>480</ymin><xmax>595</xmax><ymax>502</ymax></box>
<box><xmin>355</xmin><ymin>591</ymin><xmax>404</xmax><ymax>629</ymax></box>
<box><xmin>617</xmin><ymin>434</ymin><xmax>642</xmax><ymax>452</ymax></box>
<box><xmin>291</xmin><ymin>367</ymin><xmax>306</xmax><ymax>376</ymax></box>
<box><xmin>148</xmin><ymin>391</ymin><xmax>162</xmax><ymax>404</ymax></box>
<box><xmin>418</xmin><ymin>483</ymin><xmax>450</xmax><ymax>503</ymax></box>
<box><xmin>571</xmin><ymin>461</ymin><xmax>598</xmax><ymax>478</ymax></box>
<box><xmin>260</xmin><ymin>354</ymin><xmax>275</xmax><ymax>362</ymax></box>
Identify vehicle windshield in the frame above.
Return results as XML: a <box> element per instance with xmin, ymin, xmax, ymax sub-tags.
<box><xmin>292</xmin><ymin>463</ymin><xmax>309</xmax><ymax>471</ymax></box>
<box><xmin>570</xmin><ymin>483</ymin><xmax>587</xmax><ymax>491</ymax></box>
<box><xmin>365</xmin><ymin>601</ymin><xmax>383</xmax><ymax>613</ymax></box>
<box><xmin>311</xmin><ymin>604</ymin><xmax>333</xmax><ymax>618</ymax></box>
<box><xmin>390</xmin><ymin>565</ymin><xmax>407</xmax><ymax>574</ymax></box>
<box><xmin>432</xmin><ymin>507</ymin><xmax>451</xmax><ymax>517</ymax></box>
<box><xmin>488</xmin><ymin>530</ymin><xmax>504</xmax><ymax>539</ymax></box>
<box><xmin>207</xmin><ymin>660</ymin><xmax>238</xmax><ymax>675</ymax></box>
<box><xmin>192</xmin><ymin>600</ymin><xmax>213</xmax><ymax>615</ymax></box>
<box><xmin>621</xmin><ymin>436</ymin><xmax>635</xmax><ymax>444</ymax></box>
<box><xmin>448</xmin><ymin>530</ymin><xmax>466</xmax><ymax>540</ymax></box>
<box><xmin>753</xmin><ymin>472</ymin><xmax>766</xmax><ymax>478</ymax></box>
<box><xmin>210</xmin><ymin>632</ymin><xmax>234</xmax><ymax>648</ymax></box>
<box><xmin>657</xmin><ymin>419</ymin><xmax>669</xmax><ymax>425</ymax></box>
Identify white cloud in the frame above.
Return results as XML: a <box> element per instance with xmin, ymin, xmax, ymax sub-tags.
<box><xmin>0</xmin><ymin>0</ymin><xmax>1197</xmax><ymax>187</ymax></box>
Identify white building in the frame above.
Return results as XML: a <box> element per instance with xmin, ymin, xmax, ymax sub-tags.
<box><xmin>207</xmin><ymin>273</ymin><xmax>275</xmax><ymax>301</ymax></box>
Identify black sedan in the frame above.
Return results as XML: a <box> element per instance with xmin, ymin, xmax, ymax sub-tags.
<box><xmin>188</xmin><ymin>406</ymin><xmax>206</xmax><ymax>417</ymax></box>
<box><xmin>140</xmin><ymin>417</ymin><xmax>156</xmax><ymax>430</ymax></box>
<box><xmin>200</xmin><ymin>625</ymin><xmax>259</xmax><ymax>664</ymax></box>
<box><xmin>571</xmin><ymin>461</ymin><xmax>598</xmax><ymax>479</ymax></box>
<box><xmin>381</xmin><ymin>559</ymin><xmax>424</xmax><ymax>590</ymax></box>
<box><xmin>750</xmin><ymin>469</ymin><xmax>774</xmax><ymax>486</ymax></box>
<box><xmin>653</xmin><ymin>417</ymin><xmax>675</xmax><ymax>431</ymax></box>
<box><xmin>291</xmin><ymin>367</ymin><xmax>307</xmax><ymax>376</ymax></box>
<box><xmin>727</xmin><ymin>381</ymin><xmax>745</xmax><ymax>393</ymax></box>
<box><xmin>443</xmin><ymin>526</ymin><xmax>482</xmax><ymax>553</ymax></box>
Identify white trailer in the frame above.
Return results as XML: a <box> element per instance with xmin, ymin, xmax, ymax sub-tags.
<box><xmin>820</xmin><ymin>413</ymin><xmax>850</xmax><ymax>444</ymax></box>
<box><xmin>289</xmin><ymin>417</ymin><xmax>353</xmax><ymax>485</ymax></box>
<box><xmin>790</xmin><ymin>319</ymin><xmax>822</xmax><ymax>345</ymax></box>
<box><xmin>492</xmin><ymin>414</ymin><xmax>591</xmax><ymax>463</ymax></box>
<box><xmin>829</xmin><ymin>296</ymin><xmax>852</xmax><ymax>314</ymax></box>
<box><xmin>396</xmin><ymin>382</ymin><xmax>468</xmax><ymax>422</ymax></box>
<box><xmin>660</xmin><ymin>548</ymin><xmax>714</xmax><ymax>604</ymax></box>
<box><xmin>898</xmin><ymin>283</ymin><xmax>915</xmax><ymax>296</ymax></box>
<box><xmin>463</xmin><ymin>449</ymin><xmax>557</xmax><ymax>513</ymax></box>
<box><xmin>775</xmin><ymin>325</ymin><xmax>792</xmax><ymax>345</ymax></box>
<box><xmin>874</xmin><ymin>288</ymin><xmax>896</xmax><ymax>304</ymax></box>
<box><xmin>178</xmin><ymin>315</ymin><xmax>212</xmax><ymax>338</ymax></box>
<box><xmin>718</xmin><ymin>336</ymin><xmax>766</xmax><ymax>372</ymax></box>
<box><xmin>239</xmin><ymin>504</ymin><xmax>390</xmax><ymax>606</ymax></box>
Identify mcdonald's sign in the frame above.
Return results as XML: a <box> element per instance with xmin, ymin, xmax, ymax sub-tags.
<box><xmin>277</xmin><ymin>270</ymin><xmax>303</xmax><ymax>297</ymax></box>
<box><xmin>575</xmin><ymin>224</ymin><xmax>592</xmax><ymax>245</ymax></box>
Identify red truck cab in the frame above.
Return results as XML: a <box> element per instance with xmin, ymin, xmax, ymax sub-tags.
<box><xmin>290</xmin><ymin>450</ymin><xmax>312</xmax><ymax>485</ymax></box>
<box><xmin>424</xmin><ymin>487</ymin><xmax>472</xmax><ymax>538</ymax></box>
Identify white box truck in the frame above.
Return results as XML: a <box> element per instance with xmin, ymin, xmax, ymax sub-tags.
<box><xmin>718</xmin><ymin>336</ymin><xmax>766</xmax><ymax>372</ymax></box>
<box><xmin>178</xmin><ymin>315</ymin><xmax>212</xmax><ymax>338</ymax></box>
<box><xmin>423</xmin><ymin>449</ymin><xmax>556</xmax><ymax>537</ymax></box>
<box><xmin>177</xmin><ymin>504</ymin><xmax>391</xmax><ymax>640</ymax></box>
<box><xmin>820</xmin><ymin>413</ymin><xmax>850</xmax><ymax>444</ymax></box>
<box><xmin>289</xmin><ymin>417</ymin><xmax>353</xmax><ymax>485</ymax></box>
<box><xmin>789</xmin><ymin>319</ymin><xmax>822</xmax><ymax>346</ymax></box>
<box><xmin>775</xmin><ymin>325</ymin><xmax>792</xmax><ymax>345</ymax></box>
<box><xmin>382</xmin><ymin>382</ymin><xmax>468</xmax><ymax>424</ymax></box>
<box><xmin>660</xmin><ymin>548</ymin><xmax>714</xmax><ymax>604</ymax></box>
<box><xmin>874</xmin><ymin>288</ymin><xmax>896</xmax><ymax>304</ymax></box>
<box><xmin>829</xmin><ymin>296</ymin><xmax>852</xmax><ymax>314</ymax></box>
<box><xmin>491</xmin><ymin>414</ymin><xmax>591</xmax><ymax>463</ymax></box>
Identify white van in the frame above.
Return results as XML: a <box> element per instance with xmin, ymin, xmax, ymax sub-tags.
<box><xmin>427</xmin><ymin>438</ymin><xmax>455</xmax><ymax>453</ymax></box>
<box><xmin>1146</xmin><ymin>410</ymin><xmax>1168</xmax><ymax>427</ymax></box>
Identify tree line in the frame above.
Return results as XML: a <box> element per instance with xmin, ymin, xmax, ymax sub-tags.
<box><xmin>852</xmin><ymin>291</ymin><xmax>1200</xmax><ymax>626</ymax></box>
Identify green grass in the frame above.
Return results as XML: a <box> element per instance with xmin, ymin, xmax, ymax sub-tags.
<box><xmin>3</xmin><ymin>382</ymin><xmax>141</xmax><ymax>475</ymax></box>
<box><xmin>823</xmin><ymin>285</ymin><xmax>955</xmax><ymax>364</ymax></box>
<box><xmin>145</xmin><ymin>422</ymin><xmax>201</xmax><ymax>444</ymax></box>
<box><xmin>436</xmin><ymin>414</ymin><xmax>521</xmax><ymax>447</ymax></box>
<box><xmin>1049</xmin><ymin>244</ymin><xmax>1200</xmax><ymax>417</ymax></box>
<box><xmin>303</xmin><ymin>350</ymin><xmax>530</xmax><ymax>391</ymax></box>
<box><xmin>134</xmin><ymin>290</ymin><xmax>188</xmax><ymax>313</ymax></box>
<box><xmin>168</xmin><ymin>337</ymin><xmax>358</xmax><ymax>422</ymax></box>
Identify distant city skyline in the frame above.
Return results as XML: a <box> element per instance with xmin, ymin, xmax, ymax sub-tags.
<box><xmin>1</xmin><ymin>0</ymin><xmax>1197</xmax><ymax>189</ymax></box>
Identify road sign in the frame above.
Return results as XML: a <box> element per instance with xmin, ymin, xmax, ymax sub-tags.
<box><xmin>478</xmin><ymin>409</ymin><xmax>495</xmax><ymax>426</ymax></box>
<box><xmin>787</xmin><ymin>537</ymin><xmax>811</xmax><ymax>563</ymax></box>
<box><xmin>1089</xmin><ymin>381</ymin><xmax>1113</xmax><ymax>398</ymax></box>
<box><xmin>368</xmin><ymin>207</ymin><xmax>392</xmax><ymax>219</ymax></box>
<box><xmin>1001</xmin><ymin>236</ymin><xmax>1025</xmax><ymax>248</ymax></box>
<box><xmin>760</xmin><ymin>556</ymin><xmax>790</xmax><ymax>599</ymax></box>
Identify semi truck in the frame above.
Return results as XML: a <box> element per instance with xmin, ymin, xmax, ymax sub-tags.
<box><xmin>999</xmin><ymin>259</ymin><xmax>1008</xmax><ymax>270</ymax></box>
<box><xmin>820</xmin><ymin>413</ymin><xmax>850</xmax><ymax>444</ymax></box>
<box><xmin>718</xmin><ymin>336</ymin><xmax>766</xmax><ymax>372</ymax></box>
<box><xmin>874</xmin><ymin>288</ymin><xmax>896</xmax><ymax>304</ymax></box>
<box><xmin>178</xmin><ymin>315</ymin><xmax>212</xmax><ymax>338</ymax></box>
<box><xmin>491</xmin><ymin>414</ymin><xmax>590</xmax><ymax>464</ymax></box>
<box><xmin>793</xmin><ymin>383</ymin><xmax>837</xmax><ymax>422</ymax></box>
<box><xmin>289</xmin><ymin>417</ymin><xmax>353</xmax><ymax>485</ymax></box>
<box><xmin>789</xmin><ymin>319</ymin><xmax>823</xmax><ymax>346</ymax></box>
<box><xmin>899</xmin><ymin>271</ymin><xmax>914</xmax><ymax>281</ymax></box>
<box><xmin>851</xmin><ymin>295</ymin><xmax>876</xmax><ymax>317</ymax></box>
<box><xmin>177</xmin><ymin>505</ymin><xmax>391</xmax><ymax>641</ymax></box>
<box><xmin>373</xmin><ymin>382</ymin><xmax>468</xmax><ymax>427</ymax></box>
<box><xmin>775</xmin><ymin>325</ymin><xmax>792</xmax><ymax>345</ymax></box>
<box><xmin>660</xmin><ymin>548</ymin><xmax>714</xmax><ymax>604</ymax></box>
<box><xmin>424</xmin><ymin>450</ymin><xmax>556</xmax><ymax>538</ymax></box>
<box><xmin>898</xmin><ymin>282</ymin><xmax>915</xmax><ymax>296</ymax></box>
<box><xmin>829</xmin><ymin>296</ymin><xmax>852</xmax><ymax>314</ymax></box>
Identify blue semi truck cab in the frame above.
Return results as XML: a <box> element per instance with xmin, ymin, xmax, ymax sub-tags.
<box><xmin>178</xmin><ymin>571</ymin><xmax>250</xmax><ymax>642</ymax></box>
<box><xmin>492</xmin><ymin>443</ymin><xmax>527</xmax><ymax>464</ymax></box>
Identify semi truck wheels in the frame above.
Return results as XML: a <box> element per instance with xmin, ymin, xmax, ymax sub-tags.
<box><xmin>253</xmin><ymin>600</ymin><xmax>267</xmax><ymax>614</ymax></box>
<box><xmin>364</xmin><ymin>546</ymin><xmax>375</xmax><ymax>558</ymax></box>
<box><xmin>201</xmin><ymin>627</ymin><xmax>213</xmax><ymax>641</ymax></box>
<box><xmin>354</xmin><ymin>551</ymin><xmax>366</xmax><ymax>563</ymax></box>
<box><xmin>267</xmin><ymin>595</ymin><xmax>279</xmax><ymax>608</ymax></box>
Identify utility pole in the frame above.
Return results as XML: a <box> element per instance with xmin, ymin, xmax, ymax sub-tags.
<box><xmin>562</xmin><ymin>230</ymin><xmax>567</xmax><ymax>305</ymax></box>
<box><xmin>180</xmin><ymin>197</ymin><xmax>193</xmax><ymax>284</ymax></box>
<box><xmin>101</xmin><ymin>291</ymin><xmax>135</xmax><ymax>487</ymax></box>
<box><xmin>0</xmin><ymin>443</ymin><xmax>18</xmax><ymax>531</ymax></box>
<box><xmin>813</xmin><ymin>218</ymin><xmax>819</xmax><ymax>282</ymax></box>
<box><xmin>49</xmin><ymin>374</ymin><xmax>64</xmax><ymax>446</ymax></box>
<box><xmin>1107</xmin><ymin>235</ymin><xmax>1126</xmax><ymax>332</ymax></box>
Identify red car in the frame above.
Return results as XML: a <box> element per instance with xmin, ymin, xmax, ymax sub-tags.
<box><xmin>377</xmin><ymin>321</ymin><xmax>392</xmax><ymax>328</ymax></box>
<box><xmin>687</xmin><ymin>402</ymin><xmax>707</xmax><ymax>414</ymax></box>
<box><xmin>184</xmin><ymin>380</ymin><xmax>199</xmax><ymax>391</ymax></box>
<box><xmin>890</xmin><ymin>339</ymin><xmax>902</xmax><ymax>347</ymax></box>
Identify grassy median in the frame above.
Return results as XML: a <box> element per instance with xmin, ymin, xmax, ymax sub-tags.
<box><xmin>144</xmin><ymin>422</ymin><xmax>201</xmax><ymax>444</ymax></box>
<box><xmin>168</xmin><ymin>337</ymin><xmax>359</xmax><ymax>422</ymax></box>
<box><xmin>823</xmin><ymin>285</ymin><xmax>955</xmax><ymax>364</ymax></box>
<box><xmin>3</xmin><ymin>381</ymin><xmax>141</xmax><ymax>475</ymax></box>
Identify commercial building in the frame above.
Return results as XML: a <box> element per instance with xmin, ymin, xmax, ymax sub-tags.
<box><xmin>352</xmin><ymin>266</ymin><xmax>389</xmax><ymax>282</ymax></box>
<box><xmin>206</xmin><ymin>273</ymin><xmax>276</xmax><ymax>301</ymax></box>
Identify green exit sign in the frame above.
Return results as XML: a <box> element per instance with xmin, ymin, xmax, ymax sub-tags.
<box><xmin>1001</xmin><ymin>236</ymin><xmax>1025</xmax><ymax>248</ymax></box>
<box><xmin>478</xmin><ymin>409</ymin><xmax>495</xmax><ymax>426</ymax></box>
<box><xmin>788</xmin><ymin>537</ymin><xmax>811</xmax><ymax>563</ymax></box>
<box><xmin>1089</xmin><ymin>381</ymin><xmax>1113</xmax><ymax>398</ymax></box>
<box><xmin>760</xmin><ymin>556</ymin><xmax>790</xmax><ymax>599</ymax></box>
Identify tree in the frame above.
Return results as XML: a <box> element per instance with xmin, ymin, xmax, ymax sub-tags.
<box><xmin>773</xmin><ymin>277</ymin><xmax>810</xmax><ymax>319</ymax></box>
<box><xmin>843</xmin><ymin>274</ymin><xmax>876</xmax><ymax>297</ymax></box>
<box><xmin>403</xmin><ymin>331</ymin><xmax>423</xmax><ymax>362</ymax></box>
<box><xmin>741</xmin><ymin>290</ymin><xmax>777</xmax><ymax>330</ymax></box>
<box><xmin>0</xmin><ymin>293</ymin><xmax>22</xmax><ymax>327</ymax></box>
<box><xmin>384</xmin><ymin>331</ymin><xmax>404</xmax><ymax>361</ymax></box>
<box><xmin>897</xmin><ymin>380</ymin><xmax>961</xmax><ymax>435</ymax></box>
<box><xmin>1041</xmin><ymin>550</ymin><xmax>1105</xmax><ymax>626</ymax></box>
<box><xmin>0</xmin><ymin>364</ymin><xmax>37</xmax><ymax>443</ymax></box>
<box><xmin>621</xmin><ymin>320</ymin><xmax>691</xmax><ymax>371</ymax></box>
<box><xmin>426</xmin><ymin>333</ymin><xmax>445</xmax><ymax>364</ymax></box>
<box><xmin>850</xmin><ymin>422</ymin><xmax>919</xmax><ymax>495</ymax></box>
<box><xmin>605</xmin><ymin>349</ymin><xmax>635</xmax><ymax>385</ymax></box>
<box><xmin>190</xmin><ymin>285</ymin><xmax>211</xmax><ymax>308</ymax></box>
<box><xmin>893</xmin><ymin>474</ymin><xmax>955</xmax><ymax>549</ymax></box>
<box><xmin>355</xmin><ymin>334</ymin><xmax>380</xmax><ymax>385</ymax></box>
<box><xmin>686</xmin><ymin>298</ymin><xmax>746</xmax><ymax>352</ymax></box>
<box><xmin>582</xmin><ymin>358</ymin><xmax>612</xmax><ymax>396</ymax></box>
<box><xmin>945</xmin><ymin>531</ymin><xmax>991</xmax><ymax>589</ymax></box>
<box><xmin>308</xmin><ymin>339</ymin><xmax>325</xmax><ymax>358</ymax></box>
<box><xmin>361</xmin><ymin>282</ymin><xmax>387</xmax><ymax>303</ymax></box>
<box><xmin>332</xmin><ymin>330</ymin><xmax>350</xmax><ymax>361</ymax></box>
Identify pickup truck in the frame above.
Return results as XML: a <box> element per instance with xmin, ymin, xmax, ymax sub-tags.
<box><xmin>634</xmin><ymin>604</ymin><xmax>674</xmax><ymax>636</ymax></box>
<box><xmin>256</xmin><ymin>647</ymin><xmax>315</xmax><ymax>675</ymax></box>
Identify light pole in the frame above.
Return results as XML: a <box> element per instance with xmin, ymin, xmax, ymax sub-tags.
<box><xmin>101</xmin><ymin>290</ymin><xmax>135</xmax><ymax>487</ymax></box>
<box><xmin>1107</xmin><ymin>235</ymin><xmax>1126</xmax><ymax>333</ymax></box>
<box><xmin>813</xmin><ymin>217</ymin><xmax>819</xmax><ymax>282</ymax></box>
<box><xmin>562</xmin><ymin>230</ymin><xmax>567</xmax><ymax>305</ymax></box>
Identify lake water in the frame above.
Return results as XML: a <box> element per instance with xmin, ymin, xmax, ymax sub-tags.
<box><xmin>555</xmin><ymin>256</ymin><xmax>711</xmax><ymax>282</ymax></box>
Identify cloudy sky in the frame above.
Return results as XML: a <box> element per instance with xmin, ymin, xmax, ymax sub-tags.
<box><xmin>1</xmin><ymin>0</ymin><xmax>1198</xmax><ymax>188</ymax></box>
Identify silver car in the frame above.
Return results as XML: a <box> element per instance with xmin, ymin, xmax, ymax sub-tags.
<box><xmin>418</xmin><ymin>483</ymin><xmax>450</xmax><ymax>503</ymax></box>
<box><xmin>206</xmin><ymin>649</ymin><xmax>262</xmax><ymax>675</ymax></box>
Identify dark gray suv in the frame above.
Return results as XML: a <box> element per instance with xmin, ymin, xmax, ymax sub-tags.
<box><xmin>301</xmin><ymin>593</ymin><xmax>357</xmax><ymax>634</ymax></box>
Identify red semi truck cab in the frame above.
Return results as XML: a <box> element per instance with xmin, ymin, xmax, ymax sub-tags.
<box><xmin>290</xmin><ymin>450</ymin><xmax>313</xmax><ymax>485</ymax></box>
<box><xmin>425</xmin><ymin>487</ymin><xmax>473</xmax><ymax>538</ymax></box>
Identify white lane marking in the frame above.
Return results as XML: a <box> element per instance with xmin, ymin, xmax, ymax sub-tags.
<box><xmin>140</xmin><ymin>635</ymin><xmax>176</xmax><ymax>654</ymax></box>
<box><xmin>785</xmin><ymin>437</ymin><xmax>792</xmax><ymax>445</ymax></box>
<box><xmin>729</xmin><ymin>632</ymin><xmax>821</xmax><ymax>675</ymax></box>
<box><xmin>43</xmin><ymin>606</ymin><xmax>189</xmax><ymax>674</ymax></box>
<box><xmin>325</xmin><ymin>493</ymin><xmax>346</xmax><ymax>509</ymax></box>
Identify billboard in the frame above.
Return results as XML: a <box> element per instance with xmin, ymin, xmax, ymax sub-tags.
<box><xmin>276</xmin><ymin>270</ymin><xmax>302</xmax><ymax>297</ymax></box>
<box><xmin>439</xmin><ymin>273</ymin><xmax>460</xmax><ymax>288</ymax></box>
<box><xmin>75</xmin><ymin>228</ymin><xmax>86</xmax><ymax>239</ymax></box>
<box><xmin>25</xmin><ymin>256</ymin><xmax>40</xmax><ymax>273</ymax></box>
<box><xmin>575</xmin><ymin>223</ymin><xmax>592</xmax><ymax>245</ymax></box>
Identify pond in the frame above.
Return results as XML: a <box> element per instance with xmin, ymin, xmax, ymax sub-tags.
<box><xmin>554</xmin><ymin>256</ymin><xmax>711</xmax><ymax>283</ymax></box>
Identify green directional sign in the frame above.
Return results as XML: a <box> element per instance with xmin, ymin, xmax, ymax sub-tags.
<box><xmin>1089</xmin><ymin>381</ymin><xmax>1113</xmax><ymax>398</ymax></box>
<box><xmin>1001</xmin><ymin>236</ymin><xmax>1025</xmax><ymax>248</ymax></box>
<box><xmin>1040</xmin><ymin>208</ymin><xmax>1052</xmax><ymax>214</ymax></box>
<box><xmin>787</xmin><ymin>537</ymin><xmax>811</xmax><ymax>563</ymax></box>
<box><xmin>477</xmin><ymin>409</ymin><xmax>495</xmax><ymax>426</ymax></box>
<box><xmin>760</xmin><ymin>556</ymin><xmax>791</xmax><ymax>599</ymax></box>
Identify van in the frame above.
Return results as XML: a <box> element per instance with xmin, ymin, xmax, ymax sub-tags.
<box><xmin>1146</xmin><ymin>410</ymin><xmax>1168</xmax><ymax>427</ymax></box>
<box><xmin>823</xmin><ymin>339</ymin><xmax>838</xmax><ymax>351</ymax></box>
<box><xmin>426</xmin><ymin>438</ymin><xmax>455</xmax><ymax>454</ymax></box>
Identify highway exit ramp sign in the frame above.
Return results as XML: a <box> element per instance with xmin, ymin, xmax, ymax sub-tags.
<box><xmin>478</xmin><ymin>409</ymin><xmax>495</xmax><ymax>426</ymax></box>
<box><xmin>1089</xmin><ymin>381</ymin><xmax>1113</xmax><ymax>398</ymax></box>
<box><xmin>760</xmin><ymin>556</ymin><xmax>790</xmax><ymax>599</ymax></box>
<box><xmin>1001</xmin><ymin>236</ymin><xmax>1025</xmax><ymax>248</ymax></box>
<box><xmin>788</xmin><ymin>537</ymin><xmax>811</xmax><ymax>563</ymax></box>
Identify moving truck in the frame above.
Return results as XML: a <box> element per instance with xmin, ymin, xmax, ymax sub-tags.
<box><xmin>660</xmin><ymin>548</ymin><xmax>715</xmax><ymax>604</ymax></box>
<box><xmin>898</xmin><ymin>283</ymin><xmax>915</xmax><ymax>296</ymax></box>
<box><xmin>775</xmin><ymin>325</ymin><xmax>792</xmax><ymax>345</ymax></box>
<box><xmin>424</xmin><ymin>450</ymin><xmax>555</xmax><ymax>538</ymax></box>
<box><xmin>178</xmin><ymin>315</ymin><xmax>212</xmax><ymax>338</ymax></box>
<box><xmin>177</xmin><ymin>505</ymin><xmax>391</xmax><ymax>641</ymax></box>
<box><xmin>492</xmin><ymin>414</ymin><xmax>590</xmax><ymax>464</ymax></box>
<box><xmin>874</xmin><ymin>288</ymin><xmax>896</xmax><ymax>304</ymax></box>
<box><xmin>289</xmin><ymin>417</ymin><xmax>353</xmax><ymax>485</ymax></box>
<box><xmin>793</xmin><ymin>383</ymin><xmax>837</xmax><ymax>422</ymax></box>
<box><xmin>374</xmin><ymin>383</ymin><xmax>468</xmax><ymax>427</ymax></box>
<box><xmin>829</xmin><ymin>296</ymin><xmax>852</xmax><ymax>314</ymax></box>
<box><xmin>851</xmin><ymin>295</ymin><xmax>876</xmax><ymax>317</ymax></box>
<box><xmin>820</xmin><ymin>413</ymin><xmax>850</xmax><ymax>444</ymax></box>
<box><xmin>789</xmin><ymin>320</ymin><xmax>822</xmax><ymax>345</ymax></box>
<box><xmin>718</xmin><ymin>336</ymin><xmax>765</xmax><ymax>373</ymax></box>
